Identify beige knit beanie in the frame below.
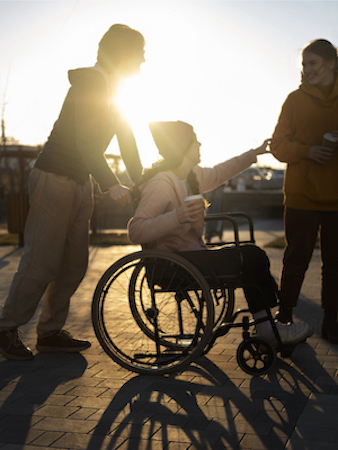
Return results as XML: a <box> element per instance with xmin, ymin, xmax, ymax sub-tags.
<box><xmin>149</xmin><ymin>121</ymin><xmax>195</xmax><ymax>163</ymax></box>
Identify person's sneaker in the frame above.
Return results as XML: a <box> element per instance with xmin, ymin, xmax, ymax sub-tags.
<box><xmin>276</xmin><ymin>322</ymin><xmax>313</xmax><ymax>345</ymax></box>
<box><xmin>0</xmin><ymin>330</ymin><xmax>34</xmax><ymax>360</ymax></box>
<box><xmin>36</xmin><ymin>330</ymin><xmax>91</xmax><ymax>353</ymax></box>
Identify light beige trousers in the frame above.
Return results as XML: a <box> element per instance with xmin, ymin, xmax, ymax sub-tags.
<box><xmin>0</xmin><ymin>168</ymin><xmax>93</xmax><ymax>338</ymax></box>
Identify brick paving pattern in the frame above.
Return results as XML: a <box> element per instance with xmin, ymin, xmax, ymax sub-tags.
<box><xmin>0</xmin><ymin>219</ymin><xmax>337</xmax><ymax>449</ymax></box>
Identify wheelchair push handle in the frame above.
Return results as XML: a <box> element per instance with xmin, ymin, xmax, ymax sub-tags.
<box><xmin>204</xmin><ymin>212</ymin><xmax>255</xmax><ymax>246</ymax></box>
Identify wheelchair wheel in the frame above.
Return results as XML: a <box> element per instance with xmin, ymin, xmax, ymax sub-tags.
<box><xmin>211</xmin><ymin>287</ymin><xmax>235</xmax><ymax>329</ymax></box>
<box><xmin>92</xmin><ymin>250</ymin><xmax>215</xmax><ymax>375</ymax></box>
<box><xmin>236</xmin><ymin>338</ymin><xmax>276</xmax><ymax>376</ymax></box>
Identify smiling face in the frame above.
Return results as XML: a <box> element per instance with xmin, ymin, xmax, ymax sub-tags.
<box><xmin>302</xmin><ymin>51</ymin><xmax>335</xmax><ymax>87</ymax></box>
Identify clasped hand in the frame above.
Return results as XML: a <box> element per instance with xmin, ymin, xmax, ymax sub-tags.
<box><xmin>252</xmin><ymin>138</ymin><xmax>271</xmax><ymax>155</ymax></box>
<box><xmin>309</xmin><ymin>130</ymin><xmax>338</xmax><ymax>164</ymax></box>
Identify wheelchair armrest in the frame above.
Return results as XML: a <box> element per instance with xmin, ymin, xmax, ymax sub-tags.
<box><xmin>204</xmin><ymin>212</ymin><xmax>255</xmax><ymax>247</ymax></box>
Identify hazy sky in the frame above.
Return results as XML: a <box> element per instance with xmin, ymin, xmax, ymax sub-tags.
<box><xmin>1</xmin><ymin>0</ymin><xmax>337</xmax><ymax>169</ymax></box>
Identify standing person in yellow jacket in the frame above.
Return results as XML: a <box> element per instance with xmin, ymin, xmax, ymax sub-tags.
<box><xmin>271</xmin><ymin>39</ymin><xmax>338</xmax><ymax>343</ymax></box>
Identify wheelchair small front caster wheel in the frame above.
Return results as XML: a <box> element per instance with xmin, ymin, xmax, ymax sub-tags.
<box><xmin>236</xmin><ymin>338</ymin><xmax>276</xmax><ymax>376</ymax></box>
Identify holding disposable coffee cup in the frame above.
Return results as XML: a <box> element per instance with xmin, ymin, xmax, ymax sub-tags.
<box><xmin>184</xmin><ymin>194</ymin><xmax>205</xmax><ymax>228</ymax></box>
<box><xmin>322</xmin><ymin>132</ymin><xmax>338</xmax><ymax>150</ymax></box>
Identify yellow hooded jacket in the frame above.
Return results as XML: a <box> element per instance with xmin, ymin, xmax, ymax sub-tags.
<box><xmin>271</xmin><ymin>74</ymin><xmax>338</xmax><ymax>210</ymax></box>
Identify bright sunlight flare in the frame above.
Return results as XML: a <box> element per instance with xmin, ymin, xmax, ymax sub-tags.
<box><xmin>114</xmin><ymin>77</ymin><xmax>160</xmax><ymax>169</ymax></box>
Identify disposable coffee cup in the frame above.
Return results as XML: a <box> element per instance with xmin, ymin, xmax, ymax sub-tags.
<box><xmin>322</xmin><ymin>132</ymin><xmax>338</xmax><ymax>150</ymax></box>
<box><xmin>184</xmin><ymin>194</ymin><xmax>205</xmax><ymax>228</ymax></box>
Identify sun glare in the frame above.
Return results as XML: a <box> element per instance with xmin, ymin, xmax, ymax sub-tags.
<box><xmin>106</xmin><ymin>2</ymin><xmax>289</xmax><ymax>171</ymax></box>
<box><xmin>114</xmin><ymin>77</ymin><xmax>160</xmax><ymax>169</ymax></box>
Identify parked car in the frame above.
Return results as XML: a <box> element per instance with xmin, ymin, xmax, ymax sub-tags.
<box><xmin>262</xmin><ymin>168</ymin><xmax>285</xmax><ymax>190</ymax></box>
<box><xmin>227</xmin><ymin>167</ymin><xmax>284</xmax><ymax>191</ymax></box>
<box><xmin>227</xmin><ymin>167</ymin><xmax>265</xmax><ymax>191</ymax></box>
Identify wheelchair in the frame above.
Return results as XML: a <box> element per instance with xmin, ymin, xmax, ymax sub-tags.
<box><xmin>92</xmin><ymin>213</ymin><xmax>293</xmax><ymax>376</ymax></box>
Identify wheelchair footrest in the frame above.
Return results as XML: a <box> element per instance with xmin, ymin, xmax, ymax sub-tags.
<box><xmin>215</xmin><ymin>322</ymin><xmax>233</xmax><ymax>337</ymax></box>
<box><xmin>202</xmin><ymin>322</ymin><xmax>239</xmax><ymax>355</ymax></box>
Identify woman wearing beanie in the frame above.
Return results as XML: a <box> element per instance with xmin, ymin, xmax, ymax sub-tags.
<box><xmin>271</xmin><ymin>39</ymin><xmax>338</xmax><ymax>343</ymax></box>
<box><xmin>128</xmin><ymin>121</ymin><xmax>313</xmax><ymax>345</ymax></box>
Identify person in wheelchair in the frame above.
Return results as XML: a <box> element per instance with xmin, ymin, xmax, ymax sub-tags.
<box><xmin>128</xmin><ymin>121</ymin><xmax>313</xmax><ymax>346</ymax></box>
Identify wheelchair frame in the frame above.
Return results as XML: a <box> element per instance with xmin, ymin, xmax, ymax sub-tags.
<box><xmin>92</xmin><ymin>213</ymin><xmax>293</xmax><ymax>376</ymax></box>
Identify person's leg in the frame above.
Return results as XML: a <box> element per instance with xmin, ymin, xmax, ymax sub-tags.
<box><xmin>278</xmin><ymin>208</ymin><xmax>320</xmax><ymax>322</ymax></box>
<box><xmin>0</xmin><ymin>169</ymin><xmax>77</xmax><ymax>331</ymax></box>
<box><xmin>238</xmin><ymin>245</ymin><xmax>312</xmax><ymax>343</ymax></box>
<box><xmin>178</xmin><ymin>246</ymin><xmax>312</xmax><ymax>345</ymax></box>
<box><xmin>179</xmin><ymin>245</ymin><xmax>278</xmax><ymax>313</ymax></box>
<box><xmin>0</xmin><ymin>170</ymin><xmax>91</xmax><ymax>359</ymax></box>
<box><xmin>239</xmin><ymin>245</ymin><xmax>278</xmax><ymax>313</ymax></box>
<box><xmin>36</xmin><ymin>179</ymin><xmax>93</xmax><ymax>339</ymax></box>
<box><xmin>320</xmin><ymin>211</ymin><xmax>338</xmax><ymax>343</ymax></box>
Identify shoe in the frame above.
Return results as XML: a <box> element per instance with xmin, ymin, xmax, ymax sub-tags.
<box><xmin>36</xmin><ymin>330</ymin><xmax>91</xmax><ymax>353</ymax></box>
<box><xmin>276</xmin><ymin>322</ymin><xmax>312</xmax><ymax>345</ymax></box>
<box><xmin>275</xmin><ymin>306</ymin><xmax>293</xmax><ymax>324</ymax></box>
<box><xmin>0</xmin><ymin>330</ymin><xmax>34</xmax><ymax>360</ymax></box>
<box><xmin>322</xmin><ymin>321</ymin><xmax>338</xmax><ymax>344</ymax></box>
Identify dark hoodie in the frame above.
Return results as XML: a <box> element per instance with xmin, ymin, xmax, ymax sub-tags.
<box><xmin>271</xmin><ymin>74</ymin><xmax>338</xmax><ymax>210</ymax></box>
<box><xmin>35</xmin><ymin>66</ymin><xmax>141</xmax><ymax>191</ymax></box>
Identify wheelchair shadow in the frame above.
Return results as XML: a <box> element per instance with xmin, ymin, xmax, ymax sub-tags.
<box><xmin>0</xmin><ymin>352</ymin><xmax>87</xmax><ymax>448</ymax></box>
<box><xmin>85</xmin><ymin>342</ymin><xmax>334</xmax><ymax>450</ymax></box>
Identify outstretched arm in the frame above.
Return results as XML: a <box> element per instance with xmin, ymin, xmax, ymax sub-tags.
<box><xmin>197</xmin><ymin>139</ymin><xmax>270</xmax><ymax>193</ymax></box>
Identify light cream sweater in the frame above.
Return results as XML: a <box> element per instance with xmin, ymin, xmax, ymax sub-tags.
<box><xmin>128</xmin><ymin>151</ymin><xmax>257</xmax><ymax>252</ymax></box>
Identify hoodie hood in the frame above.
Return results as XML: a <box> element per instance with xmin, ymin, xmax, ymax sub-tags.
<box><xmin>68</xmin><ymin>64</ymin><xmax>111</xmax><ymax>86</ymax></box>
<box><xmin>68</xmin><ymin>67</ymin><xmax>95</xmax><ymax>85</ymax></box>
<box><xmin>300</xmin><ymin>71</ymin><xmax>338</xmax><ymax>106</ymax></box>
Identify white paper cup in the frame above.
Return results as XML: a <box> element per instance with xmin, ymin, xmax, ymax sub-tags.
<box><xmin>184</xmin><ymin>194</ymin><xmax>205</xmax><ymax>228</ymax></box>
<box><xmin>322</xmin><ymin>132</ymin><xmax>338</xmax><ymax>150</ymax></box>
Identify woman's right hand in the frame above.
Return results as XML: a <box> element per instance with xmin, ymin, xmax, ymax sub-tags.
<box><xmin>176</xmin><ymin>199</ymin><xmax>204</xmax><ymax>224</ymax></box>
<box><xmin>308</xmin><ymin>145</ymin><xmax>334</xmax><ymax>164</ymax></box>
<box><xmin>251</xmin><ymin>139</ymin><xmax>271</xmax><ymax>156</ymax></box>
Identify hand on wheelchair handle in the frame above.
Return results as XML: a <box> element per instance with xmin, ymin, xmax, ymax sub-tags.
<box><xmin>176</xmin><ymin>198</ymin><xmax>205</xmax><ymax>225</ymax></box>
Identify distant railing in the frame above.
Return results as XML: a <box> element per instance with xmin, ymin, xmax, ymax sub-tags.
<box><xmin>0</xmin><ymin>145</ymin><xmax>42</xmax><ymax>195</ymax></box>
<box><xmin>0</xmin><ymin>146</ymin><xmax>126</xmax><ymax>245</ymax></box>
<box><xmin>0</xmin><ymin>145</ymin><xmax>42</xmax><ymax>245</ymax></box>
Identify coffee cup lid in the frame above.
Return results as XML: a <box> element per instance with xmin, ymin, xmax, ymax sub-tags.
<box><xmin>323</xmin><ymin>132</ymin><xmax>338</xmax><ymax>143</ymax></box>
<box><xmin>184</xmin><ymin>194</ymin><xmax>203</xmax><ymax>202</ymax></box>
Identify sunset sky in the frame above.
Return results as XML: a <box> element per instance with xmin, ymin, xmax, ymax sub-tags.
<box><xmin>1</xmin><ymin>0</ymin><xmax>337</xmax><ymax>169</ymax></box>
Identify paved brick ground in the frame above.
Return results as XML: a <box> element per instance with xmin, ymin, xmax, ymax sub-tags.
<box><xmin>0</xmin><ymin>219</ymin><xmax>337</xmax><ymax>450</ymax></box>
